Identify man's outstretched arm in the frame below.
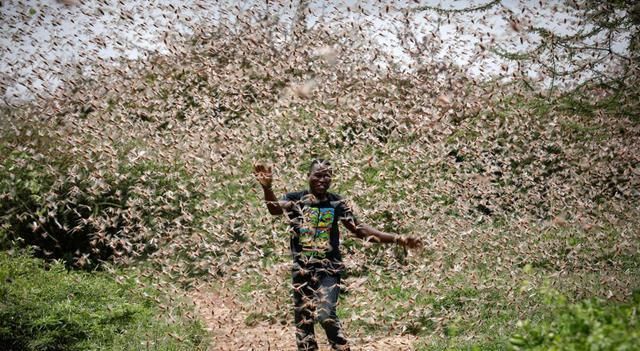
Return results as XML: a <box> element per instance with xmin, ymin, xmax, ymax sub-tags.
<box><xmin>253</xmin><ymin>164</ymin><xmax>284</xmax><ymax>215</ymax></box>
<box><xmin>341</xmin><ymin>219</ymin><xmax>421</xmax><ymax>248</ymax></box>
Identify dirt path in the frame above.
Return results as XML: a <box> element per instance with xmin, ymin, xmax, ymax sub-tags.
<box><xmin>189</xmin><ymin>284</ymin><xmax>418</xmax><ymax>351</ymax></box>
<box><xmin>190</xmin><ymin>284</ymin><xmax>298</xmax><ymax>351</ymax></box>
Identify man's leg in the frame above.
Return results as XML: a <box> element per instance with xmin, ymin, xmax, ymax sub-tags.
<box><xmin>316</xmin><ymin>273</ymin><xmax>350</xmax><ymax>350</ymax></box>
<box><xmin>293</xmin><ymin>266</ymin><xmax>318</xmax><ymax>351</ymax></box>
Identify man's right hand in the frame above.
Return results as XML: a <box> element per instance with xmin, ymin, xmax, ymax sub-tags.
<box><xmin>254</xmin><ymin>164</ymin><xmax>284</xmax><ymax>215</ymax></box>
<box><xmin>253</xmin><ymin>164</ymin><xmax>273</xmax><ymax>188</ymax></box>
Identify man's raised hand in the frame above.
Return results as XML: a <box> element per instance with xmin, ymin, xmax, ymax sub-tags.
<box><xmin>253</xmin><ymin>164</ymin><xmax>273</xmax><ymax>188</ymax></box>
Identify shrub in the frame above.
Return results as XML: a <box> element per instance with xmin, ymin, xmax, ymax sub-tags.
<box><xmin>0</xmin><ymin>121</ymin><xmax>205</xmax><ymax>269</ymax></box>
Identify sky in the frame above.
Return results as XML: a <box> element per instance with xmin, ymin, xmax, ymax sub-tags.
<box><xmin>0</xmin><ymin>0</ymin><xmax>630</xmax><ymax>105</ymax></box>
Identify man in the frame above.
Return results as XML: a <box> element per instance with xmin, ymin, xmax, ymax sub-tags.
<box><xmin>254</xmin><ymin>159</ymin><xmax>421</xmax><ymax>351</ymax></box>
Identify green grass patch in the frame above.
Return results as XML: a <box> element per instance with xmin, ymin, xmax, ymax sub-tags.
<box><xmin>0</xmin><ymin>251</ymin><xmax>208</xmax><ymax>351</ymax></box>
<box><xmin>507</xmin><ymin>289</ymin><xmax>640</xmax><ymax>350</ymax></box>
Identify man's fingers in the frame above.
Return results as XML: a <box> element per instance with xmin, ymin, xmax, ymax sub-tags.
<box><xmin>253</xmin><ymin>164</ymin><xmax>271</xmax><ymax>175</ymax></box>
<box><xmin>253</xmin><ymin>164</ymin><xmax>274</xmax><ymax>188</ymax></box>
<box><xmin>253</xmin><ymin>165</ymin><xmax>271</xmax><ymax>178</ymax></box>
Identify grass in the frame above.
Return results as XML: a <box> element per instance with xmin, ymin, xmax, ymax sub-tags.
<box><xmin>0</xmin><ymin>251</ymin><xmax>208</xmax><ymax>351</ymax></box>
<box><xmin>506</xmin><ymin>289</ymin><xmax>640</xmax><ymax>350</ymax></box>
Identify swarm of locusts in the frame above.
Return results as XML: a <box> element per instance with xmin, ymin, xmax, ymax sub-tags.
<box><xmin>1</xmin><ymin>0</ymin><xmax>638</xmax><ymax>349</ymax></box>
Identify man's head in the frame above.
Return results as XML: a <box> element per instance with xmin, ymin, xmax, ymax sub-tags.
<box><xmin>308</xmin><ymin>159</ymin><xmax>332</xmax><ymax>196</ymax></box>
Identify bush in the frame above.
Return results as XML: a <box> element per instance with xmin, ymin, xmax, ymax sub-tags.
<box><xmin>0</xmin><ymin>251</ymin><xmax>208</xmax><ymax>351</ymax></box>
<box><xmin>508</xmin><ymin>289</ymin><xmax>640</xmax><ymax>350</ymax></box>
<box><xmin>0</xmin><ymin>123</ymin><xmax>205</xmax><ymax>269</ymax></box>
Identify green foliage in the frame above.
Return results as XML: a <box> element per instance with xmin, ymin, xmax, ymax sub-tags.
<box><xmin>0</xmin><ymin>129</ymin><xmax>206</xmax><ymax>269</ymax></box>
<box><xmin>508</xmin><ymin>290</ymin><xmax>640</xmax><ymax>351</ymax></box>
<box><xmin>0</xmin><ymin>251</ymin><xmax>208</xmax><ymax>351</ymax></box>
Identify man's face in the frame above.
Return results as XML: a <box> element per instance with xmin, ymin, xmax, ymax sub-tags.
<box><xmin>308</xmin><ymin>164</ymin><xmax>332</xmax><ymax>195</ymax></box>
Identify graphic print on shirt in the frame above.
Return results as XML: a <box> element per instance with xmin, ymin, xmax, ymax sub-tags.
<box><xmin>299</xmin><ymin>207</ymin><xmax>334</xmax><ymax>254</ymax></box>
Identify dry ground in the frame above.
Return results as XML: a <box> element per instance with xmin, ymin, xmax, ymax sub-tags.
<box><xmin>190</xmin><ymin>283</ymin><xmax>419</xmax><ymax>351</ymax></box>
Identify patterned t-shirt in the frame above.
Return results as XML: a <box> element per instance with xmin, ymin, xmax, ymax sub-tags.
<box><xmin>281</xmin><ymin>190</ymin><xmax>356</xmax><ymax>266</ymax></box>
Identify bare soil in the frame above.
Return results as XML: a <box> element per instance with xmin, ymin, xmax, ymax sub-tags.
<box><xmin>189</xmin><ymin>284</ymin><xmax>418</xmax><ymax>351</ymax></box>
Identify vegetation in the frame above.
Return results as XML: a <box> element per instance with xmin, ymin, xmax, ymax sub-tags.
<box><xmin>0</xmin><ymin>128</ymin><xmax>206</xmax><ymax>269</ymax></box>
<box><xmin>1</xmin><ymin>1</ymin><xmax>639</xmax><ymax>350</ymax></box>
<box><xmin>508</xmin><ymin>289</ymin><xmax>640</xmax><ymax>350</ymax></box>
<box><xmin>0</xmin><ymin>251</ymin><xmax>207</xmax><ymax>350</ymax></box>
